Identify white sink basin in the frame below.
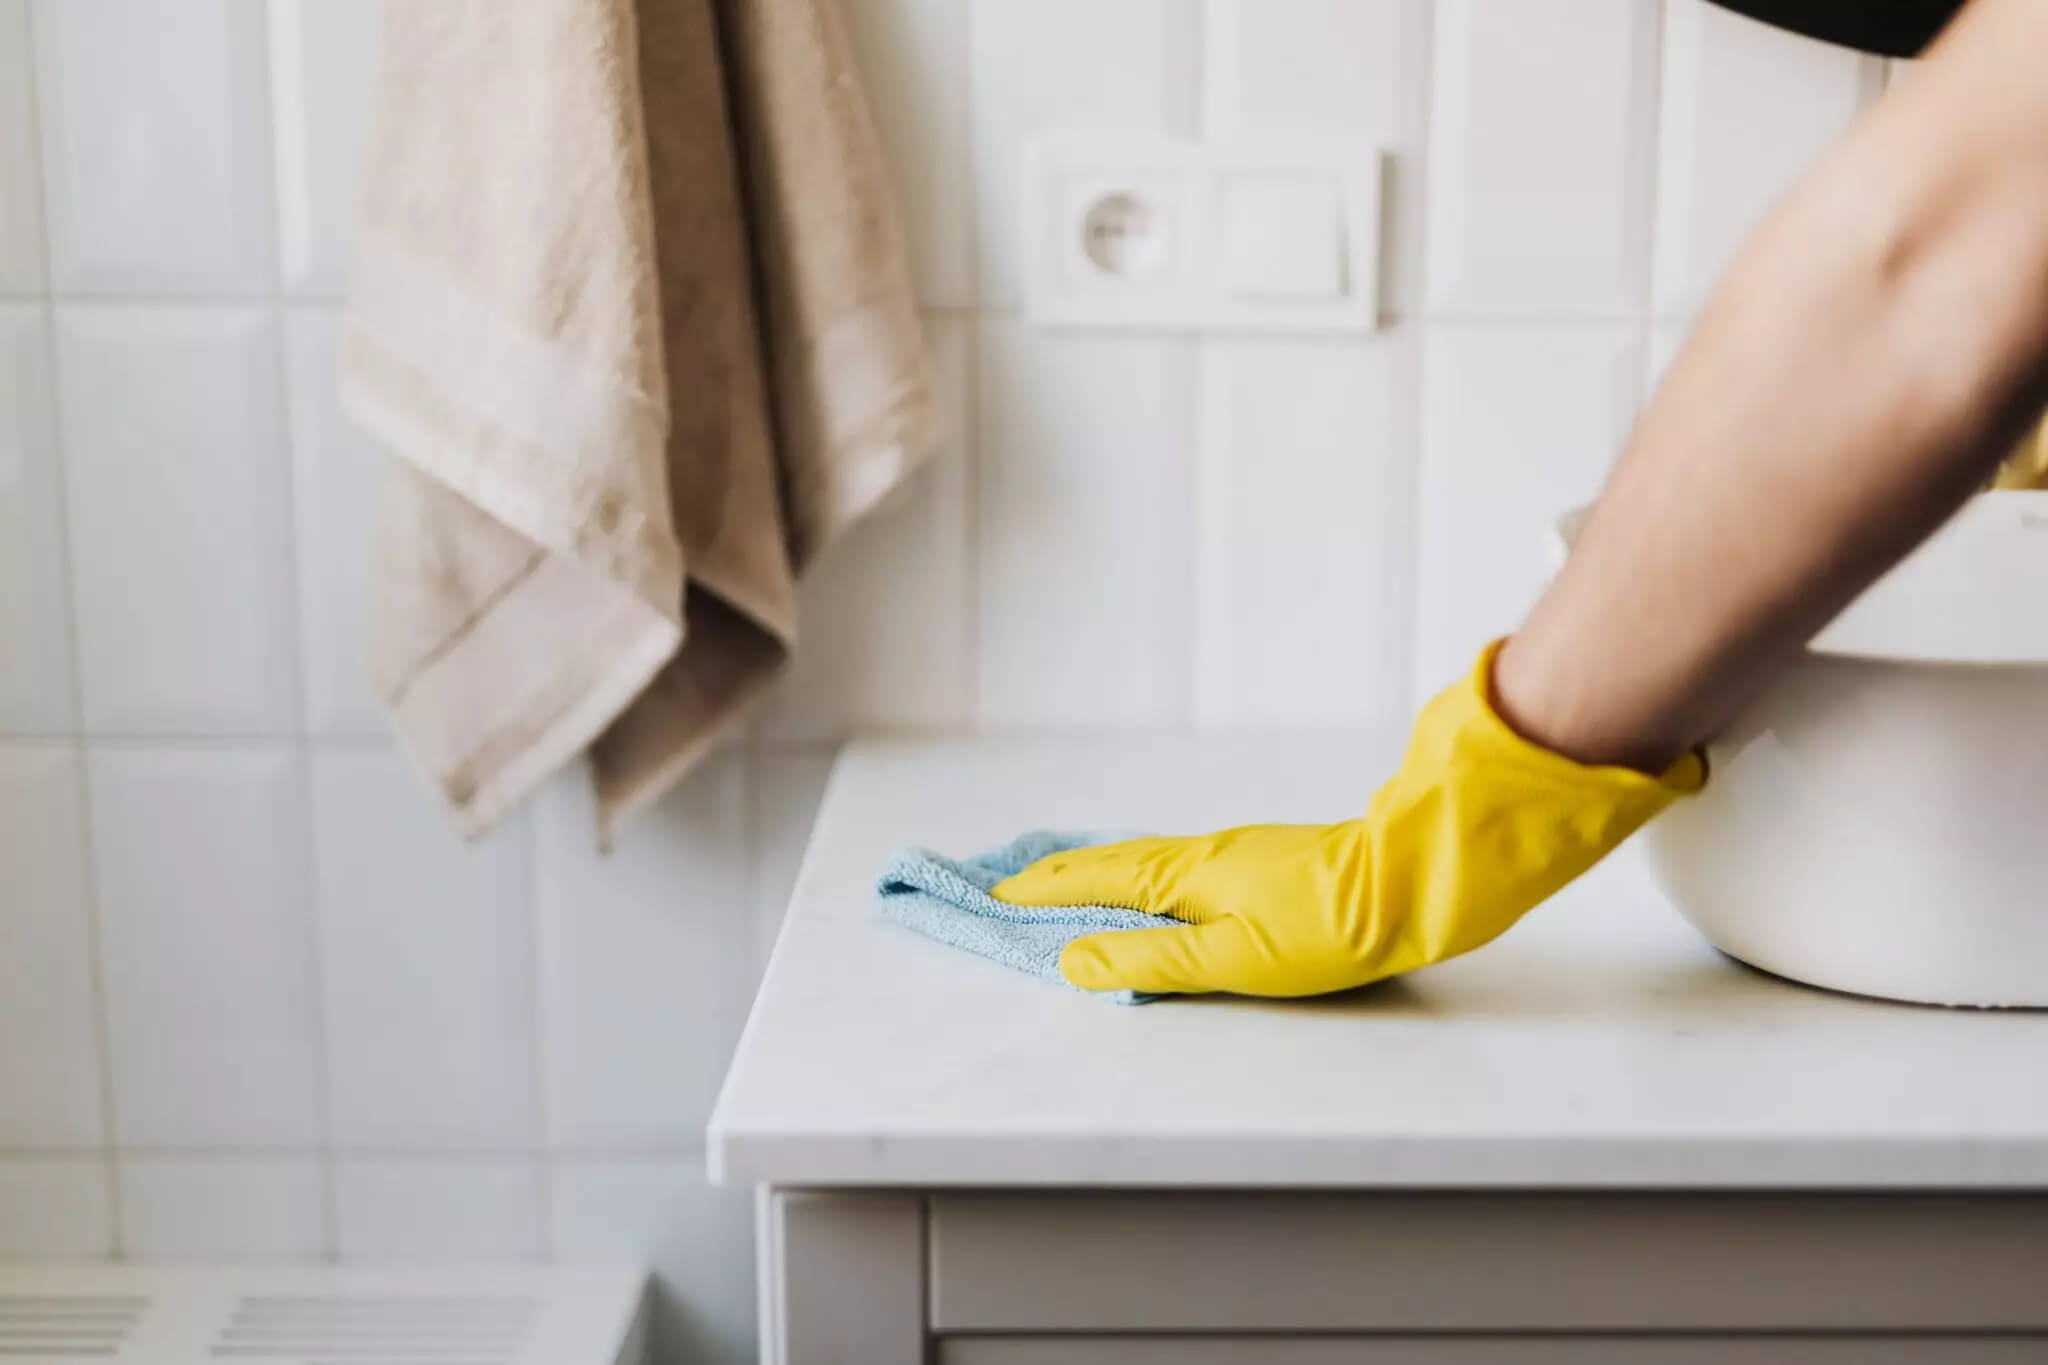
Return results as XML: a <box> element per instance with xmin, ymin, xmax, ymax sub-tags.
<box><xmin>1552</xmin><ymin>494</ymin><xmax>2048</xmax><ymax>1007</ymax></box>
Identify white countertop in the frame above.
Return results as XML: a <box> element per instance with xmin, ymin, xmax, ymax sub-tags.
<box><xmin>708</xmin><ymin>736</ymin><xmax>2048</xmax><ymax>1189</ymax></box>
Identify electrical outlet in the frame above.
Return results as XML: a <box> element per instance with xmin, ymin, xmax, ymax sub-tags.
<box><xmin>1022</xmin><ymin>135</ymin><xmax>1382</xmax><ymax>332</ymax></box>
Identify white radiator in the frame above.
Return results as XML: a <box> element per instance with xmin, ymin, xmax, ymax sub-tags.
<box><xmin>0</xmin><ymin>1265</ymin><xmax>647</xmax><ymax>1365</ymax></box>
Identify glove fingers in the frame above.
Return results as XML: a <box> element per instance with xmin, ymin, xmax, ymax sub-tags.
<box><xmin>992</xmin><ymin>838</ymin><xmax>1187</xmax><ymax>916</ymax></box>
<box><xmin>1059</xmin><ymin>917</ymin><xmax>1261</xmax><ymax>996</ymax></box>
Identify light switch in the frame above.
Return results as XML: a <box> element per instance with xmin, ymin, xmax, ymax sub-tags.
<box><xmin>1219</xmin><ymin>174</ymin><xmax>1345</xmax><ymax>299</ymax></box>
<box><xmin>1023</xmin><ymin>135</ymin><xmax>1381</xmax><ymax>333</ymax></box>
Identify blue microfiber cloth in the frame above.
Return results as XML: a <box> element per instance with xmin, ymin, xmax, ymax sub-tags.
<box><xmin>877</xmin><ymin>831</ymin><xmax>1174</xmax><ymax>1005</ymax></box>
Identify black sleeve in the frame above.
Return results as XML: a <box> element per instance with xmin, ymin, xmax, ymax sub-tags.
<box><xmin>1704</xmin><ymin>0</ymin><xmax>1965</xmax><ymax>58</ymax></box>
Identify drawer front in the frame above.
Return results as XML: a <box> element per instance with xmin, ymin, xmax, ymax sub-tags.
<box><xmin>930</xmin><ymin>1192</ymin><xmax>2048</xmax><ymax>1333</ymax></box>
<box><xmin>939</xmin><ymin>1339</ymin><xmax>2048</xmax><ymax>1365</ymax></box>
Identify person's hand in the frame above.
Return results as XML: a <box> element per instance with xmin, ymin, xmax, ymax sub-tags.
<box><xmin>991</xmin><ymin>643</ymin><xmax>1704</xmax><ymax>997</ymax></box>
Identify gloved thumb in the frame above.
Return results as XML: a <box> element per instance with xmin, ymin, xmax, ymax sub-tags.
<box><xmin>1058</xmin><ymin>917</ymin><xmax>1260</xmax><ymax>995</ymax></box>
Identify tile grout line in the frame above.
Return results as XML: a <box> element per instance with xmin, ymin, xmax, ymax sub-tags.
<box><xmin>958</xmin><ymin>0</ymin><xmax>984</xmax><ymax>735</ymax></box>
<box><xmin>1626</xmin><ymin>0</ymin><xmax>1671</xmax><ymax>422</ymax></box>
<box><xmin>520</xmin><ymin>801</ymin><xmax>556</xmax><ymax>1264</ymax></box>
<box><xmin>253</xmin><ymin>0</ymin><xmax>345</xmax><ymax>1265</ymax></box>
<box><xmin>19</xmin><ymin>0</ymin><xmax>124</xmax><ymax>1260</ymax></box>
<box><xmin>1170</xmin><ymin>0</ymin><xmax>1207</xmax><ymax>735</ymax></box>
<box><xmin>1399</xmin><ymin>0</ymin><xmax>1439</xmax><ymax>719</ymax></box>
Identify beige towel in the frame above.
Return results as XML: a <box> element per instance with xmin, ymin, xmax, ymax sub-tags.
<box><xmin>342</xmin><ymin>0</ymin><xmax>936</xmax><ymax>839</ymax></box>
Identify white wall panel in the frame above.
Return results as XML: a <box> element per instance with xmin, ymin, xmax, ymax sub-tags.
<box><xmin>0</xmin><ymin>746</ymin><xmax>103</xmax><ymax>1147</ymax></box>
<box><xmin>1425</xmin><ymin>0</ymin><xmax>1653</xmax><ymax>317</ymax></box>
<box><xmin>1195</xmin><ymin>336</ymin><xmax>1410</xmax><ymax>729</ymax></box>
<box><xmin>1416</xmin><ymin>324</ymin><xmax>1638</xmax><ymax>695</ymax></box>
<box><xmin>976</xmin><ymin>322</ymin><xmax>1192</xmax><ymax>726</ymax></box>
<box><xmin>313</xmin><ymin>750</ymin><xmax>537</xmax><ymax>1150</ymax></box>
<box><xmin>89</xmin><ymin>747</ymin><xmax>321</xmax><ymax>1148</ymax></box>
<box><xmin>33</xmin><ymin>0</ymin><xmax>274</xmax><ymax>293</ymax></box>
<box><xmin>57</xmin><ymin>306</ymin><xmax>296</xmax><ymax>735</ymax></box>
<box><xmin>0</xmin><ymin>1</ymin><xmax>45</xmax><ymax>292</ymax></box>
<box><xmin>268</xmin><ymin>0</ymin><xmax>382</xmax><ymax>296</ymax></box>
<box><xmin>0</xmin><ymin>306</ymin><xmax>74</xmax><ymax>731</ymax></box>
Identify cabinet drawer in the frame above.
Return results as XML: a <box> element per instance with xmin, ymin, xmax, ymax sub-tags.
<box><xmin>930</xmin><ymin>1192</ymin><xmax>2048</xmax><ymax>1333</ymax></box>
<box><xmin>939</xmin><ymin>1338</ymin><xmax>2048</xmax><ymax>1365</ymax></box>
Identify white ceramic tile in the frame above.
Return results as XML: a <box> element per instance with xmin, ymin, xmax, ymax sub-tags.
<box><xmin>269</xmin><ymin>0</ymin><xmax>381</xmax><ymax>295</ymax></box>
<box><xmin>844</xmin><ymin>0</ymin><xmax>971</xmax><ymax>307</ymax></box>
<box><xmin>1194</xmin><ymin>337</ymin><xmax>1409</xmax><ymax>729</ymax></box>
<box><xmin>1416</xmin><ymin>324</ymin><xmax>1638</xmax><ymax>695</ymax></box>
<box><xmin>552</xmin><ymin>1160</ymin><xmax>755</xmax><ymax>1365</ymax></box>
<box><xmin>89</xmin><ymin>747</ymin><xmax>321</xmax><ymax>1148</ymax></box>
<box><xmin>1203</xmin><ymin>0</ymin><xmax>1404</xmax><ymax>138</ymax></box>
<box><xmin>1424</xmin><ymin>0</ymin><xmax>1653</xmax><ymax>317</ymax></box>
<box><xmin>313</xmin><ymin>749</ymin><xmax>537</xmax><ymax>1149</ymax></box>
<box><xmin>970</xmin><ymin>0</ymin><xmax>1195</xmax><ymax>305</ymax></box>
<box><xmin>0</xmin><ymin>1</ymin><xmax>44</xmax><ymax>292</ymax></box>
<box><xmin>0</xmin><ymin>306</ymin><xmax>75</xmax><ymax>732</ymax></box>
<box><xmin>1653</xmin><ymin>0</ymin><xmax>1875</xmax><ymax>317</ymax></box>
<box><xmin>32</xmin><ymin>0</ymin><xmax>274</xmax><ymax>293</ymax></box>
<box><xmin>57</xmin><ymin>306</ymin><xmax>297</xmax><ymax>735</ymax></box>
<box><xmin>117</xmin><ymin>1158</ymin><xmax>326</xmax><ymax>1262</ymax></box>
<box><xmin>975</xmin><ymin>322</ymin><xmax>1191</xmax><ymax>727</ymax></box>
<box><xmin>0</xmin><ymin>745</ymin><xmax>103</xmax><ymax>1147</ymax></box>
<box><xmin>286</xmin><ymin>308</ymin><xmax>382</xmax><ymax>736</ymax></box>
<box><xmin>0</xmin><ymin>1159</ymin><xmax>111</xmax><ymax>1258</ymax></box>
<box><xmin>748</xmin><ymin>749</ymin><xmax>836</xmax><ymax>972</ymax></box>
<box><xmin>534</xmin><ymin>754</ymin><xmax>751</xmax><ymax>1148</ymax></box>
<box><xmin>760</xmin><ymin>316</ymin><xmax>970</xmax><ymax>740</ymax></box>
<box><xmin>334</xmin><ymin>1160</ymin><xmax>541</xmax><ymax>1264</ymax></box>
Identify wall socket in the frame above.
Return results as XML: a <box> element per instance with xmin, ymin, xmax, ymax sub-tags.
<box><xmin>1022</xmin><ymin>135</ymin><xmax>1383</xmax><ymax>333</ymax></box>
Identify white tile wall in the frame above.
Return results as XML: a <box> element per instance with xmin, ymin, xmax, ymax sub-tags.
<box><xmin>1416</xmin><ymin>323</ymin><xmax>1640</xmax><ymax>694</ymax></box>
<box><xmin>0</xmin><ymin>1</ymin><xmax>1883</xmax><ymax>1359</ymax></box>
<box><xmin>118</xmin><ymin>1157</ymin><xmax>326</xmax><ymax>1261</ymax></box>
<box><xmin>0</xmin><ymin>306</ymin><xmax>74</xmax><ymax>732</ymax></box>
<box><xmin>58</xmin><ymin>306</ymin><xmax>297</xmax><ymax>735</ymax></box>
<box><xmin>0</xmin><ymin>1159</ymin><xmax>113</xmax><ymax>1259</ymax></box>
<box><xmin>33</xmin><ymin>0</ymin><xmax>276</xmax><ymax>295</ymax></box>
<box><xmin>312</xmin><ymin>749</ymin><xmax>537</xmax><ymax>1150</ymax></box>
<box><xmin>285</xmin><ymin>307</ymin><xmax>382</xmax><ymax>736</ymax></box>
<box><xmin>976</xmin><ymin>323</ymin><xmax>1193</xmax><ymax>727</ymax></box>
<box><xmin>88</xmin><ymin>746</ymin><xmax>322</xmax><ymax>1148</ymax></box>
<box><xmin>1425</xmin><ymin>0</ymin><xmax>1657</xmax><ymax>317</ymax></box>
<box><xmin>535</xmin><ymin>756</ymin><xmax>751</xmax><ymax>1149</ymax></box>
<box><xmin>0</xmin><ymin>746</ymin><xmax>103</xmax><ymax>1147</ymax></box>
<box><xmin>266</xmin><ymin>0</ymin><xmax>380</xmax><ymax>296</ymax></box>
<box><xmin>1195</xmin><ymin>337</ymin><xmax>1411</xmax><ymax>728</ymax></box>
<box><xmin>333</xmin><ymin>1159</ymin><xmax>543</xmax><ymax>1263</ymax></box>
<box><xmin>0</xmin><ymin>1</ymin><xmax>45</xmax><ymax>293</ymax></box>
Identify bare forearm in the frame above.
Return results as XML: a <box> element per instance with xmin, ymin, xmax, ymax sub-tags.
<box><xmin>1496</xmin><ymin>0</ymin><xmax>2048</xmax><ymax>769</ymax></box>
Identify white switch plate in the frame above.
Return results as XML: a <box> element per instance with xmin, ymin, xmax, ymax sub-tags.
<box><xmin>1022</xmin><ymin>135</ymin><xmax>1382</xmax><ymax>332</ymax></box>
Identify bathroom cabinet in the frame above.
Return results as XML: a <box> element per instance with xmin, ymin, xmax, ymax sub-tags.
<box><xmin>712</xmin><ymin>738</ymin><xmax>2048</xmax><ymax>1362</ymax></box>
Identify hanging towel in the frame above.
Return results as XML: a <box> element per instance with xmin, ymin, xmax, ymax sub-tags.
<box><xmin>342</xmin><ymin>0</ymin><xmax>937</xmax><ymax>840</ymax></box>
<box><xmin>878</xmin><ymin>833</ymin><xmax>1176</xmax><ymax>1005</ymax></box>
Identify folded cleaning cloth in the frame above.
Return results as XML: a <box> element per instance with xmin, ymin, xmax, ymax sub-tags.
<box><xmin>343</xmin><ymin>0</ymin><xmax>936</xmax><ymax>841</ymax></box>
<box><xmin>878</xmin><ymin>833</ymin><xmax>1175</xmax><ymax>1005</ymax></box>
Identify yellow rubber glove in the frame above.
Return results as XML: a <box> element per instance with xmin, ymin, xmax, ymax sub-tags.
<box><xmin>992</xmin><ymin>642</ymin><xmax>1705</xmax><ymax>997</ymax></box>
